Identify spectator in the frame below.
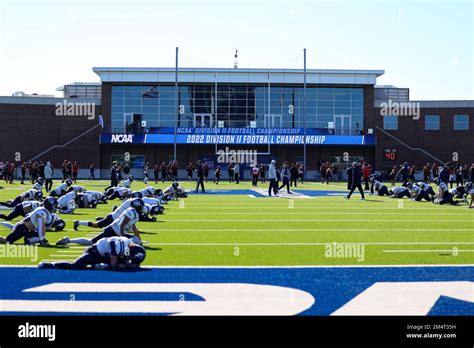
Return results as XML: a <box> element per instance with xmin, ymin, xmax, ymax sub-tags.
<box><xmin>203</xmin><ymin>163</ymin><xmax>209</xmax><ymax>183</ymax></box>
<box><xmin>214</xmin><ymin>166</ymin><xmax>221</xmax><ymax>184</ymax></box>
<box><xmin>234</xmin><ymin>163</ymin><xmax>240</xmax><ymax>184</ymax></box>
<box><xmin>72</xmin><ymin>161</ymin><xmax>79</xmax><ymax>183</ymax></box>
<box><xmin>259</xmin><ymin>165</ymin><xmax>266</xmax><ymax>184</ymax></box>
<box><xmin>278</xmin><ymin>161</ymin><xmax>292</xmax><ymax>194</ymax></box>
<box><xmin>123</xmin><ymin>163</ymin><xmax>130</xmax><ymax>179</ymax></box>
<box><xmin>251</xmin><ymin>163</ymin><xmax>259</xmax><ymax>187</ymax></box>
<box><xmin>186</xmin><ymin>162</ymin><xmax>194</xmax><ymax>182</ymax></box>
<box><xmin>228</xmin><ymin>162</ymin><xmax>235</xmax><ymax>183</ymax></box>
<box><xmin>20</xmin><ymin>162</ymin><xmax>26</xmax><ymax>184</ymax></box>
<box><xmin>88</xmin><ymin>163</ymin><xmax>95</xmax><ymax>180</ymax></box>
<box><xmin>195</xmin><ymin>160</ymin><xmax>205</xmax><ymax>193</ymax></box>
<box><xmin>154</xmin><ymin>164</ymin><xmax>159</xmax><ymax>184</ymax></box>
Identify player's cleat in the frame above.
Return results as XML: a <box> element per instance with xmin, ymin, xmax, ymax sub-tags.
<box><xmin>0</xmin><ymin>237</ymin><xmax>7</xmax><ymax>244</ymax></box>
<box><xmin>344</xmin><ymin>196</ymin><xmax>350</xmax><ymax>200</ymax></box>
<box><xmin>360</xmin><ymin>197</ymin><xmax>365</xmax><ymax>200</ymax></box>
<box><xmin>38</xmin><ymin>262</ymin><xmax>54</xmax><ymax>269</ymax></box>
<box><xmin>56</xmin><ymin>236</ymin><xmax>70</xmax><ymax>246</ymax></box>
<box><xmin>73</xmin><ymin>220</ymin><xmax>79</xmax><ymax>231</ymax></box>
<box><xmin>39</xmin><ymin>239</ymin><xmax>50</xmax><ymax>246</ymax></box>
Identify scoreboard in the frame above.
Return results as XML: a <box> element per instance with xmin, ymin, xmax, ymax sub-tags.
<box><xmin>383</xmin><ymin>148</ymin><xmax>397</xmax><ymax>162</ymax></box>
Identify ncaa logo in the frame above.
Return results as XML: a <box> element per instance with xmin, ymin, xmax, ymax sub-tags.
<box><xmin>111</xmin><ymin>134</ymin><xmax>134</xmax><ymax>143</ymax></box>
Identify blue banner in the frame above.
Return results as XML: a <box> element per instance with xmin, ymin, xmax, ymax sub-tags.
<box><xmin>151</xmin><ymin>127</ymin><xmax>329</xmax><ymax>135</ymax></box>
<box><xmin>100</xmin><ymin>132</ymin><xmax>375</xmax><ymax>146</ymax></box>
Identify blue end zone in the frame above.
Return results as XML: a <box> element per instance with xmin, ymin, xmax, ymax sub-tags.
<box><xmin>0</xmin><ymin>266</ymin><xmax>472</xmax><ymax>315</ymax></box>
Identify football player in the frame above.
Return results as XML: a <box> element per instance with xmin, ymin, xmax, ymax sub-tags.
<box><xmin>73</xmin><ymin>198</ymin><xmax>143</xmax><ymax>231</ymax></box>
<box><xmin>68</xmin><ymin>185</ymin><xmax>86</xmax><ymax>194</ymax></box>
<box><xmin>58</xmin><ymin>199</ymin><xmax>144</xmax><ymax>246</ymax></box>
<box><xmin>163</xmin><ymin>182</ymin><xmax>187</xmax><ymax>200</ymax></box>
<box><xmin>142</xmin><ymin>196</ymin><xmax>165</xmax><ymax>213</ymax></box>
<box><xmin>0</xmin><ymin>212</ymin><xmax>65</xmax><ymax>232</ymax></box>
<box><xmin>50</xmin><ymin>179</ymin><xmax>73</xmax><ymax>197</ymax></box>
<box><xmin>406</xmin><ymin>182</ymin><xmax>431</xmax><ymax>202</ymax></box>
<box><xmin>104</xmin><ymin>186</ymin><xmax>132</xmax><ymax>200</ymax></box>
<box><xmin>432</xmin><ymin>180</ymin><xmax>462</xmax><ymax>205</ymax></box>
<box><xmin>32</xmin><ymin>177</ymin><xmax>45</xmax><ymax>192</ymax></box>
<box><xmin>0</xmin><ymin>200</ymin><xmax>42</xmax><ymax>221</ymax></box>
<box><xmin>57</xmin><ymin>191</ymin><xmax>77</xmax><ymax>214</ymax></box>
<box><xmin>75</xmin><ymin>192</ymin><xmax>98</xmax><ymax>208</ymax></box>
<box><xmin>449</xmin><ymin>183</ymin><xmax>471</xmax><ymax>201</ymax></box>
<box><xmin>39</xmin><ymin>236</ymin><xmax>146</xmax><ymax>270</ymax></box>
<box><xmin>0</xmin><ymin>189</ymin><xmax>42</xmax><ymax>208</ymax></box>
<box><xmin>138</xmin><ymin>186</ymin><xmax>156</xmax><ymax>198</ymax></box>
<box><xmin>389</xmin><ymin>186</ymin><xmax>411</xmax><ymax>199</ymax></box>
<box><xmin>139</xmin><ymin>203</ymin><xmax>163</xmax><ymax>222</ymax></box>
<box><xmin>120</xmin><ymin>176</ymin><xmax>134</xmax><ymax>189</ymax></box>
<box><xmin>0</xmin><ymin>197</ymin><xmax>58</xmax><ymax>245</ymax></box>
<box><xmin>415</xmin><ymin>181</ymin><xmax>436</xmax><ymax>197</ymax></box>
<box><xmin>84</xmin><ymin>190</ymin><xmax>108</xmax><ymax>204</ymax></box>
<box><xmin>468</xmin><ymin>182</ymin><xmax>474</xmax><ymax>209</ymax></box>
<box><xmin>368</xmin><ymin>175</ymin><xmax>390</xmax><ymax>196</ymax></box>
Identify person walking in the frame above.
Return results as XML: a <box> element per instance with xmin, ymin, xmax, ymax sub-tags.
<box><xmin>290</xmin><ymin>163</ymin><xmax>298</xmax><ymax>187</ymax></box>
<box><xmin>251</xmin><ymin>163</ymin><xmax>259</xmax><ymax>187</ymax></box>
<box><xmin>259</xmin><ymin>165</ymin><xmax>266</xmax><ymax>184</ymax></box>
<box><xmin>234</xmin><ymin>163</ymin><xmax>240</xmax><ymax>184</ymax></box>
<box><xmin>44</xmin><ymin>161</ymin><xmax>53</xmax><ymax>192</ymax></box>
<box><xmin>195</xmin><ymin>160</ymin><xmax>205</xmax><ymax>193</ymax></box>
<box><xmin>20</xmin><ymin>162</ymin><xmax>26</xmax><ymax>184</ymax></box>
<box><xmin>123</xmin><ymin>163</ymin><xmax>130</xmax><ymax>179</ymax></box>
<box><xmin>88</xmin><ymin>163</ymin><xmax>95</xmax><ymax>180</ymax></box>
<box><xmin>345</xmin><ymin>162</ymin><xmax>365</xmax><ymax>200</ymax></box>
<box><xmin>268</xmin><ymin>160</ymin><xmax>278</xmax><ymax>197</ymax></box>
<box><xmin>214</xmin><ymin>166</ymin><xmax>221</xmax><ymax>184</ymax></box>
<box><xmin>228</xmin><ymin>162</ymin><xmax>234</xmax><ymax>183</ymax></box>
<box><xmin>72</xmin><ymin>161</ymin><xmax>79</xmax><ymax>183</ymax></box>
<box><xmin>154</xmin><ymin>164</ymin><xmax>160</xmax><ymax>184</ymax></box>
<box><xmin>203</xmin><ymin>163</ymin><xmax>209</xmax><ymax>183</ymax></box>
<box><xmin>105</xmin><ymin>161</ymin><xmax>119</xmax><ymax>190</ymax></box>
<box><xmin>278</xmin><ymin>161</ymin><xmax>292</xmax><ymax>194</ymax></box>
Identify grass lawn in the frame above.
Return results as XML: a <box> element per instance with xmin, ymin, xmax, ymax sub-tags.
<box><xmin>0</xmin><ymin>179</ymin><xmax>472</xmax><ymax>266</ymax></box>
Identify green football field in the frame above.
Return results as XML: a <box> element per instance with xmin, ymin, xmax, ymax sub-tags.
<box><xmin>0</xmin><ymin>180</ymin><xmax>472</xmax><ymax>266</ymax></box>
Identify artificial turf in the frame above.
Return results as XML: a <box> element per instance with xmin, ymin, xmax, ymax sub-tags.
<box><xmin>0</xmin><ymin>180</ymin><xmax>472</xmax><ymax>266</ymax></box>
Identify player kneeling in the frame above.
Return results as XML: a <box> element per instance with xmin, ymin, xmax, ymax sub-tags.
<box><xmin>163</xmin><ymin>182</ymin><xmax>187</xmax><ymax>200</ymax></box>
<box><xmin>389</xmin><ymin>186</ymin><xmax>411</xmax><ymax>199</ymax></box>
<box><xmin>39</xmin><ymin>236</ymin><xmax>146</xmax><ymax>270</ymax></box>
<box><xmin>369</xmin><ymin>175</ymin><xmax>390</xmax><ymax>196</ymax></box>
<box><xmin>0</xmin><ymin>197</ymin><xmax>58</xmax><ymax>245</ymax></box>
<box><xmin>50</xmin><ymin>179</ymin><xmax>73</xmax><ymax>198</ymax></box>
<box><xmin>406</xmin><ymin>182</ymin><xmax>431</xmax><ymax>202</ymax></box>
<box><xmin>432</xmin><ymin>180</ymin><xmax>462</xmax><ymax>205</ymax></box>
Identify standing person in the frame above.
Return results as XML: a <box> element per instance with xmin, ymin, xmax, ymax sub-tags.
<box><xmin>439</xmin><ymin>164</ymin><xmax>450</xmax><ymax>185</ymax></box>
<box><xmin>228</xmin><ymin>163</ymin><xmax>235</xmax><ymax>183</ymax></box>
<box><xmin>143</xmin><ymin>162</ymin><xmax>150</xmax><ymax>184</ymax></box>
<box><xmin>38</xmin><ymin>161</ymin><xmax>45</xmax><ymax>179</ymax></box>
<box><xmin>153</xmin><ymin>164</ymin><xmax>159</xmax><ymax>184</ymax></box>
<box><xmin>470</xmin><ymin>163</ymin><xmax>474</xmax><ymax>183</ymax></box>
<box><xmin>319</xmin><ymin>162</ymin><xmax>327</xmax><ymax>184</ymax></box>
<box><xmin>203</xmin><ymin>163</ymin><xmax>209</xmax><ymax>183</ymax></box>
<box><xmin>171</xmin><ymin>162</ymin><xmax>178</xmax><ymax>181</ymax></box>
<box><xmin>389</xmin><ymin>165</ymin><xmax>397</xmax><ymax>185</ymax></box>
<box><xmin>397</xmin><ymin>162</ymin><xmax>410</xmax><ymax>186</ymax></box>
<box><xmin>123</xmin><ymin>163</ymin><xmax>130</xmax><ymax>179</ymax></box>
<box><xmin>278</xmin><ymin>162</ymin><xmax>292</xmax><ymax>194</ymax></box>
<box><xmin>61</xmin><ymin>160</ymin><xmax>67</xmax><ymax>182</ymax></box>
<box><xmin>105</xmin><ymin>162</ymin><xmax>118</xmax><ymax>190</ymax></box>
<box><xmin>268</xmin><ymin>160</ymin><xmax>278</xmax><ymax>197</ymax></box>
<box><xmin>290</xmin><ymin>163</ymin><xmax>298</xmax><ymax>187</ymax></box>
<box><xmin>432</xmin><ymin>162</ymin><xmax>439</xmax><ymax>181</ymax></box>
<box><xmin>214</xmin><ymin>166</ymin><xmax>221</xmax><ymax>184</ymax></box>
<box><xmin>251</xmin><ymin>163</ymin><xmax>259</xmax><ymax>187</ymax></box>
<box><xmin>116</xmin><ymin>164</ymin><xmax>123</xmax><ymax>182</ymax></box>
<box><xmin>423</xmin><ymin>163</ymin><xmax>431</xmax><ymax>183</ymax></box>
<box><xmin>20</xmin><ymin>162</ymin><xmax>26</xmax><ymax>184</ymax></box>
<box><xmin>44</xmin><ymin>161</ymin><xmax>53</xmax><ymax>192</ymax></box>
<box><xmin>66</xmin><ymin>160</ymin><xmax>72</xmax><ymax>179</ymax></box>
<box><xmin>88</xmin><ymin>163</ymin><xmax>95</xmax><ymax>180</ymax></box>
<box><xmin>72</xmin><ymin>161</ymin><xmax>79</xmax><ymax>183</ymax></box>
<box><xmin>186</xmin><ymin>162</ymin><xmax>194</xmax><ymax>182</ymax></box>
<box><xmin>345</xmin><ymin>162</ymin><xmax>365</xmax><ymax>200</ymax></box>
<box><xmin>195</xmin><ymin>160</ymin><xmax>205</xmax><ymax>193</ymax></box>
<box><xmin>455</xmin><ymin>163</ymin><xmax>464</xmax><ymax>187</ymax></box>
<box><xmin>160</xmin><ymin>162</ymin><xmax>167</xmax><ymax>183</ymax></box>
<box><xmin>326</xmin><ymin>164</ymin><xmax>334</xmax><ymax>185</ymax></box>
<box><xmin>409</xmin><ymin>165</ymin><xmax>416</xmax><ymax>183</ymax></box>
<box><xmin>298</xmin><ymin>164</ymin><xmax>304</xmax><ymax>184</ymax></box>
<box><xmin>234</xmin><ymin>162</ymin><xmax>240</xmax><ymax>184</ymax></box>
<box><xmin>362</xmin><ymin>163</ymin><xmax>371</xmax><ymax>190</ymax></box>
<box><xmin>259</xmin><ymin>165</ymin><xmax>266</xmax><ymax>184</ymax></box>
<box><xmin>346</xmin><ymin>164</ymin><xmax>353</xmax><ymax>190</ymax></box>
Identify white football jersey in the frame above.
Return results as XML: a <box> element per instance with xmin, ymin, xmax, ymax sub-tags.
<box><xmin>412</xmin><ymin>185</ymin><xmax>422</xmax><ymax>195</ymax></box>
<box><xmin>71</xmin><ymin>186</ymin><xmax>86</xmax><ymax>193</ymax></box>
<box><xmin>96</xmin><ymin>236</ymin><xmax>131</xmax><ymax>258</ymax></box>
<box><xmin>114</xmin><ymin>187</ymin><xmax>131</xmax><ymax>196</ymax></box>
<box><xmin>52</xmin><ymin>183</ymin><xmax>68</xmax><ymax>195</ymax></box>
<box><xmin>86</xmin><ymin>191</ymin><xmax>105</xmax><ymax>201</ymax></box>
<box><xmin>392</xmin><ymin>186</ymin><xmax>407</xmax><ymax>195</ymax></box>
<box><xmin>25</xmin><ymin>207</ymin><xmax>51</xmax><ymax>229</ymax></box>
<box><xmin>21</xmin><ymin>200</ymin><xmax>41</xmax><ymax>211</ymax></box>
<box><xmin>373</xmin><ymin>180</ymin><xmax>384</xmax><ymax>191</ymax></box>
<box><xmin>32</xmin><ymin>183</ymin><xmax>43</xmax><ymax>191</ymax></box>
<box><xmin>58</xmin><ymin>191</ymin><xmax>76</xmax><ymax>208</ymax></box>
<box><xmin>139</xmin><ymin>187</ymin><xmax>155</xmax><ymax>197</ymax></box>
<box><xmin>416</xmin><ymin>182</ymin><xmax>430</xmax><ymax>191</ymax></box>
<box><xmin>121</xmin><ymin>179</ymin><xmax>132</xmax><ymax>189</ymax></box>
<box><xmin>111</xmin><ymin>199</ymin><xmax>133</xmax><ymax>219</ymax></box>
<box><xmin>21</xmin><ymin>189</ymin><xmax>37</xmax><ymax>200</ymax></box>
<box><xmin>449</xmin><ymin>188</ymin><xmax>459</xmax><ymax>196</ymax></box>
<box><xmin>143</xmin><ymin>197</ymin><xmax>160</xmax><ymax>206</ymax></box>
<box><xmin>110</xmin><ymin>208</ymin><xmax>139</xmax><ymax>236</ymax></box>
<box><xmin>439</xmin><ymin>182</ymin><xmax>448</xmax><ymax>193</ymax></box>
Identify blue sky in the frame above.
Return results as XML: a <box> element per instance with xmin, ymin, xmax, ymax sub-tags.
<box><xmin>0</xmin><ymin>0</ymin><xmax>472</xmax><ymax>99</ymax></box>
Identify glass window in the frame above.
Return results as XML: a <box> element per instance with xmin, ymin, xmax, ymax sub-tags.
<box><xmin>454</xmin><ymin>115</ymin><xmax>469</xmax><ymax>130</ymax></box>
<box><xmin>383</xmin><ymin>115</ymin><xmax>398</xmax><ymax>130</ymax></box>
<box><xmin>425</xmin><ymin>115</ymin><xmax>440</xmax><ymax>130</ymax></box>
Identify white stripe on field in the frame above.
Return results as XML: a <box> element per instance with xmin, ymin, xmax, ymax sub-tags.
<box><xmin>1</xmin><ymin>264</ymin><xmax>474</xmax><ymax>268</ymax></box>
<box><xmin>145</xmin><ymin>242</ymin><xmax>474</xmax><ymax>246</ymax></box>
<box><xmin>383</xmin><ymin>249</ymin><xmax>474</xmax><ymax>253</ymax></box>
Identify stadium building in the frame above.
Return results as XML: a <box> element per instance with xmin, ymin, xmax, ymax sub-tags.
<box><xmin>0</xmin><ymin>67</ymin><xmax>472</xmax><ymax>179</ymax></box>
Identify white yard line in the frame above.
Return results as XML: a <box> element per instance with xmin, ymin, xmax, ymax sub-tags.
<box><xmin>145</xmin><ymin>242</ymin><xmax>474</xmax><ymax>246</ymax></box>
<box><xmin>383</xmin><ymin>249</ymin><xmax>474</xmax><ymax>253</ymax></box>
<box><xmin>2</xmin><ymin>264</ymin><xmax>474</xmax><ymax>268</ymax></box>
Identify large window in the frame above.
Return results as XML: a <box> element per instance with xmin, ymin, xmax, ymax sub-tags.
<box><xmin>111</xmin><ymin>84</ymin><xmax>364</xmax><ymax>132</ymax></box>
<box><xmin>425</xmin><ymin>115</ymin><xmax>440</xmax><ymax>130</ymax></box>
<box><xmin>383</xmin><ymin>115</ymin><xmax>398</xmax><ymax>130</ymax></box>
<box><xmin>454</xmin><ymin>115</ymin><xmax>469</xmax><ymax>130</ymax></box>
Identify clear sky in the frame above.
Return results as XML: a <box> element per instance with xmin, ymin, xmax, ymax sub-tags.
<box><xmin>0</xmin><ymin>0</ymin><xmax>472</xmax><ymax>100</ymax></box>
